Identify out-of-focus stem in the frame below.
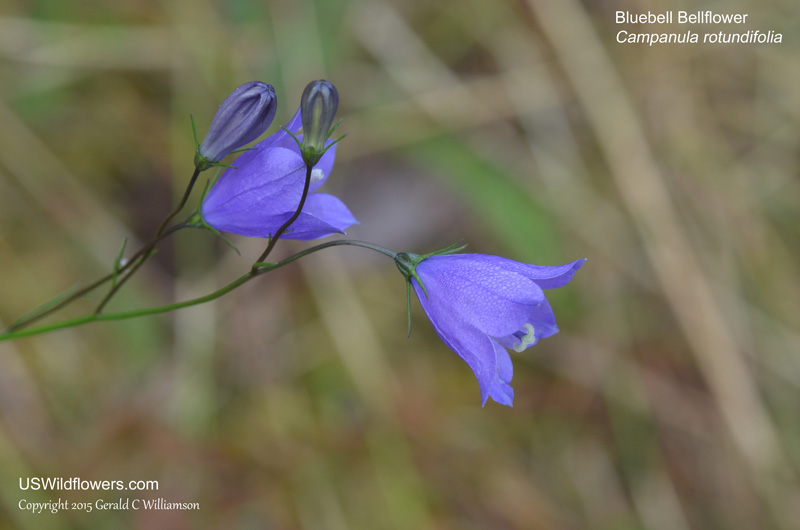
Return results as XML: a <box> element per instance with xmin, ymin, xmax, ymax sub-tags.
<box><xmin>0</xmin><ymin>239</ymin><xmax>396</xmax><ymax>342</ymax></box>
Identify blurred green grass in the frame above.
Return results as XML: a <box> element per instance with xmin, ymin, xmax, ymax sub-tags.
<box><xmin>1</xmin><ymin>0</ymin><xmax>800</xmax><ymax>528</ymax></box>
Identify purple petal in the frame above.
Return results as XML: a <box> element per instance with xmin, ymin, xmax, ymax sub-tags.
<box><xmin>487</xmin><ymin>341</ymin><xmax>514</xmax><ymax>406</ymax></box>
<box><xmin>226</xmin><ymin>108</ymin><xmax>304</xmax><ymax>169</ymax></box>
<box><xmin>496</xmin><ymin>298</ymin><xmax>559</xmax><ymax>351</ymax></box>
<box><xmin>259</xmin><ymin>107</ymin><xmax>303</xmax><ymax>151</ymax></box>
<box><xmin>247</xmin><ymin>106</ymin><xmax>338</xmax><ymax>191</ymax></box>
<box><xmin>202</xmin><ymin>147</ymin><xmax>306</xmax><ymax>235</ymax></box>
<box><xmin>285</xmin><ymin>107</ymin><xmax>304</xmax><ymax>136</ymax></box>
<box><xmin>226</xmin><ymin>106</ymin><xmax>340</xmax><ymax>188</ymax></box>
<box><xmin>501</xmin><ymin>257</ymin><xmax>587</xmax><ymax>289</ymax></box>
<box><xmin>413</xmin><ymin>279</ymin><xmax>510</xmax><ymax>405</ymax></box>
<box><xmin>277</xmin><ymin>134</ymin><xmax>337</xmax><ymax>192</ymax></box>
<box><xmin>416</xmin><ymin>255</ymin><xmax>546</xmax><ymax>338</ymax></box>
<box><xmin>425</xmin><ymin>254</ymin><xmax>586</xmax><ymax>290</ymax></box>
<box><xmin>279</xmin><ymin>193</ymin><xmax>358</xmax><ymax>241</ymax></box>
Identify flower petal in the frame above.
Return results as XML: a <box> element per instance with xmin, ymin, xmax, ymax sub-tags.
<box><xmin>279</xmin><ymin>193</ymin><xmax>358</xmax><ymax>241</ymax></box>
<box><xmin>285</xmin><ymin>107</ymin><xmax>304</xmax><ymax>134</ymax></box>
<box><xmin>260</xmin><ymin>108</ymin><xmax>303</xmax><ymax>151</ymax></box>
<box><xmin>201</xmin><ymin>147</ymin><xmax>306</xmax><ymax>235</ymax></box>
<box><xmin>496</xmin><ymin>297</ymin><xmax>559</xmax><ymax>351</ymax></box>
<box><xmin>413</xmin><ymin>279</ymin><xmax>510</xmax><ymax>405</ymax></box>
<box><xmin>488</xmin><ymin>341</ymin><xmax>514</xmax><ymax>406</ymax></box>
<box><xmin>277</xmin><ymin>133</ymin><xmax>337</xmax><ymax>192</ymax></box>
<box><xmin>226</xmin><ymin>108</ymin><xmax>304</xmax><ymax>170</ymax></box>
<box><xmin>416</xmin><ymin>255</ymin><xmax>546</xmax><ymax>338</ymax></box>
<box><xmin>245</xmin><ymin>105</ymin><xmax>337</xmax><ymax>191</ymax></box>
<box><xmin>500</xmin><ymin>257</ymin><xmax>587</xmax><ymax>289</ymax></box>
<box><xmin>422</xmin><ymin>254</ymin><xmax>585</xmax><ymax>290</ymax></box>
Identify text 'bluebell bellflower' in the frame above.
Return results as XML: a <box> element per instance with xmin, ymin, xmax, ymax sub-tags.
<box><xmin>201</xmin><ymin>108</ymin><xmax>357</xmax><ymax>240</ymax></box>
<box><xmin>195</xmin><ymin>81</ymin><xmax>277</xmax><ymax>171</ymax></box>
<box><xmin>396</xmin><ymin>250</ymin><xmax>585</xmax><ymax>407</ymax></box>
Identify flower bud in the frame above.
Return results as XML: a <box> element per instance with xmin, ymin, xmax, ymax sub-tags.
<box><xmin>196</xmin><ymin>81</ymin><xmax>277</xmax><ymax>171</ymax></box>
<box><xmin>300</xmin><ymin>80</ymin><xmax>339</xmax><ymax>166</ymax></box>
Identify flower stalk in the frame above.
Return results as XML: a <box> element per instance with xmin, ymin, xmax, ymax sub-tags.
<box><xmin>0</xmin><ymin>240</ymin><xmax>397</xmax><ymax>342</ymax></box>
<box><xmin>6</xmin><ymin>222</ymin><xmax>189</xmax><ymax>332</ymax></box>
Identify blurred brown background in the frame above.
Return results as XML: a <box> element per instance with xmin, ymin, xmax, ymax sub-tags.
<box><xmin>1</xmin><ymin>0</ymin><xmax>799</xmax><ymax>528</ymax></box>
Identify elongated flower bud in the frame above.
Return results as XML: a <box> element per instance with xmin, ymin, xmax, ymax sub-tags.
<box><xmin>300</xmin><ymin>80</ymin><xmax>339</xmax><ymax>166</ymax></box>
<box><xmin>195</xmin><ymin>81</ymin><xmax>277</xmax><ymax>171</ymax></box>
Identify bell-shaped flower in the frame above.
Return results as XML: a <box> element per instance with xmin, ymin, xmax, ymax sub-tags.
<box><xmin>396</xmin><ymin>251</ymin><xmax>585</xmax><ymax>407</ymax></box>
<box><xmin>200</xmin><ymin>108</ymin><xmax>357</xmax><ymax>240</ymax></box>
<box><xmin>196</xmin><ymin>81</ymin><xmax>278</xmax><ymax>171</ymax></box>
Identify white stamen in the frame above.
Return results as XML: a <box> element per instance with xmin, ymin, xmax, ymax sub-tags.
<box><xmin>513</xmin><ymin>323</ymin><xmax>536</xmax><ymax>352</ymax></box>
<box><xmin>310</xmin><ymin>168</ymin><xmax>325</xmax><ymax>184</ymax></box>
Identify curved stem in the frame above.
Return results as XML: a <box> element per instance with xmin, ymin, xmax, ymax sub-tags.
<box><xmin>252</xmin><ymin>164</ymin><xmax>313</xmax><ymax>271</ymax></box>
<box><xmin>94</xmin><ymin>168</ymin><xmax>202</xmax><ymax>314</ymax></box>
<box><xmin>93</xmin><ymin>246</ymin><xmax>151</xmax><ymax>315</ymax></box>
<box><xmin>6</xmin><ymin>223</ymin><xmax>189</xmax><ymax>332</ymax></box>
<box><xmin>8</xmin><ymin>165</ymin><xmax>200</xmax><ymax>331</ymax></box>
<box><xmin>157</xmin><ymin>168</ymin><xmax>201</xmax><ymax>238</ymax></box>
<box><xmin>0</xmin><ymin>239</ymin><xmax>397</xmax><ymax>343</ymax></box>
<box><xmin>255</xmin><ymin>239</ymin><xmax>397</xmax><ymax>264</ymax></box>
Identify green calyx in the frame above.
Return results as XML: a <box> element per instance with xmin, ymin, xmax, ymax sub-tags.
<box><xmin>394</xmin><ymin>252</ymin><xmax>427</xmax><ymax>294</ymax></box>
<box><xmin>191</xmin><ymin>115</ymin><xmax>213</xmax><ymax>172</ymax></box>
<box><xmin>194</xmin><ymin>150</ymin><xmax>213</xmax><ymax>172</ymax></box>
<box><xmin>194</xmin><ymin>149</ymin><xmax>239</xmax><ymax>172</ymax></box>
<box><xmin>394</xmin><ymin>240</ymin><xmax>467</xmax><ymax>337</ymax></box>
<box><xmin>281</xmin><ymin>123</ymin><xmax>347</xmax><ymax>168</ymax></box>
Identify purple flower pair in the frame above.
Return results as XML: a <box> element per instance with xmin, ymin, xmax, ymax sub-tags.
<box><xmin>195</xmin><ymin>80</ymin><xmax>585</xmax><ymax>407</ymax></box>
<box><xmin>201</xmin><ymin>107</ymin><xmax>357</xmax><ymax>240</ymax></box>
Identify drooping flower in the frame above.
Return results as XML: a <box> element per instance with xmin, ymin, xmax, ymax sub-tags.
<box><xmin>195</xmin><ymin>81</ymin><xmax>278</xmax><ymax>171</ymax></box>
<box><xmin>200</xmin><ymin>108</ymin><xmax>357</xmax><ymax>240</ymax></box>
<box><xmin>396</xmin><ymin>248</ymin><xmax>585</xmax><ymax>407</ymax></box>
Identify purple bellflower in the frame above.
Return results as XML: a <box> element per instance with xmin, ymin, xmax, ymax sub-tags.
<box><xmin>195</xmin><ymin>81</ymin><xmax>278</xmax><ymax>171</ymax></box>
<box><xmin>200</xmin><ymin>108</ymin><xmax>357</xmax><ymax>240</ymax></box>
<box><xmin>396</xmin><ymin>246</ymin><xmax>585</xmax><ymax>407</ymax></box>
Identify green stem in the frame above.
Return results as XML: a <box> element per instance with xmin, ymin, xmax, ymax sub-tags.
<box><xmin>94</xmin><ymin>167</ymin><xmax>202</xmax><ymax>314</ymax></box>
<box><xmin>157</xmin><ymin>168</ymin><xmax>201</xmax><ymax>238</ymax></box>
<box><xmin>6</xmin><ymin>223</ymin><xmax>189</xmax><ymax>332</ymax></box>
<box><xmin>0</xmin><ymin>239</ymin><xmax>397</xmax><ymax>343</ymax></box>
<box><xmin>94</xmin><ymin>246</ymin><xmax>152</xmax><ymax>315</ymax></box>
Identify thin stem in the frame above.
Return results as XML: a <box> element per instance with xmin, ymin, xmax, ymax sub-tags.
<box><xmin>0</xmin><ymin>239</ymin><xmax>396</xmax><ymax>343</ymax></box>
<box><xmin>254</xmin><ymin>239</ymin><xmax>397</xmax><ymax>265</ymax></box>
<box><xmin>94</xmin><ymin>246</ymin><xmax>151</xmax><ymax>314</ymax></box>
<box><xmin>95</xmin><ymin>167</ymin><xmax>202</xmax><ymax>314</ymax></box>
<box><xmin>7</xmin><ymin>223</ymin><xmax>189</xmax><ymax>332</ymax></box>
<box><xmin>157</xmin><ymin>168</ymin><xmax>201</xmax><ymax>238</ymax></box>
<box><xmin>252</xmin><ymin>164</ymin><xmax>313</xmax><ymax>271</ymax></box>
